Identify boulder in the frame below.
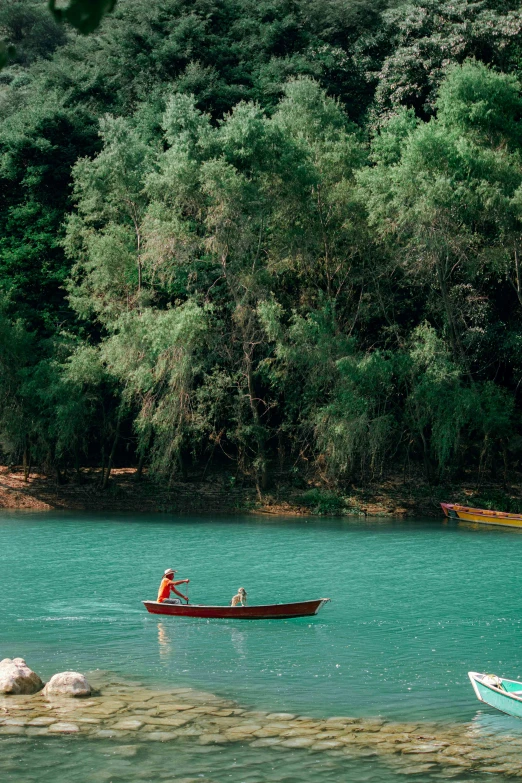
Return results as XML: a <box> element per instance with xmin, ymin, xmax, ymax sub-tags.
<box><xmin>43</xmin><ymin>671</ymin><xmax>91</xmax><ymax>698</ymax></box>
<box><xmin>0</xmin><ymin>658</ymin><xmax>43</xmax><ymax>695</ymax></box>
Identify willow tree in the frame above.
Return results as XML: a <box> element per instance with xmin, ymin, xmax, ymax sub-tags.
<box><xmin>360</xmin><ymin>61</ymin><xmax>522</xmax><ymax>375</ymax></box>
<box><xmin>64</xmin><ymin>79</ymin><xmax>372</xmax><ymax>489</ymax></box>
<box><xmin>359</xmin><ymin>61</ymin><xmax>521</xmax><ymax>477</ymax></box>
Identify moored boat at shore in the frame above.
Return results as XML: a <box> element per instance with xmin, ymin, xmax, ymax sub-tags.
<box><xmin>441</xmin><ymin>502</ymin><xmax>522</xmax><ymax>528</ymax></box>
<box><xmin>469</xmin><ymin>672</ymin><xmax>522</xmax><ymax>718</ymax></box>
<box><xmin>142</xmin><ymin>598</ymin><xmax>330</xmax><ymax>619</ymax></box>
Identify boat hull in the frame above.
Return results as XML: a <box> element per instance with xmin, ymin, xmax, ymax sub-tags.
<box><xmin>142</xmin><ymin>598</ymin><xmax>330</xmax><ymax>619</ymax></box>
<box><xmin>469</xmin><ymin>672</ymin><xmax>522</xmax><ymax>718</ymax></box>
<box><xmin>441</xmin><ymin>502</ymin><xmax>522</xmax><ymax>528</ymax></box>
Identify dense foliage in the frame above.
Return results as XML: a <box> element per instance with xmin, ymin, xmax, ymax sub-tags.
<box><xmin>1</xmin><ymin>0</ymin><xmax>522</xmax><ymax>490</ymax></box>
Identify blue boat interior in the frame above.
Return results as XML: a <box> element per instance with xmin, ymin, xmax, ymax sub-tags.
<box><xmin>498</xmin><ymin>680</ymin><xmax>522</xmax><ymax>696</ymax></box>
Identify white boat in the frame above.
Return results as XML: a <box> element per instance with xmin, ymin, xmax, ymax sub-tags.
<box><xmin>469</xmin><ymin>671</ymin><xmax>522</xmax><ymax>718</ymax></box>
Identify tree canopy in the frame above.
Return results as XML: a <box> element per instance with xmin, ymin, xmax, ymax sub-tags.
<box><xmin>1</xmin><ymin>0</ymin><xmax>522</xmax><ymax>490</ymax></box>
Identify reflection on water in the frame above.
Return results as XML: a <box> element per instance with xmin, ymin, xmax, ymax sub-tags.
<box><xmin>157</xmin><ymin>622</ymin><xmax>172</xmax><ymax>659</ymax></box>
<box><xmin>230</xmin><ymin>627</ymin><xmax>247</xmax><ymax>658</ymax></box>
<box><xmin>471</xmin><ymin>707</ymin><xmax>522</xmax><ymax>736</ymax></box>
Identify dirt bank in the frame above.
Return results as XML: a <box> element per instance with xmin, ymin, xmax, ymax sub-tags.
<box><xmin>0</xmin><ymin>466</ymin><xmax>519</xmax><ymax>518</ymax></box>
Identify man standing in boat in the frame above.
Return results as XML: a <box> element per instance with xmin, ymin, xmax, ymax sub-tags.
<box><xmin>157</xmin><ymin>568</ymin><xmax>190</xmax><ymax>604</ymax></box>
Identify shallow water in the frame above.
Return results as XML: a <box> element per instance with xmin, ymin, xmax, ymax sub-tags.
<box><xmin>2</xmin><ymin>511</ymin><xmax>522</xmax><ymax>781</ymax></box>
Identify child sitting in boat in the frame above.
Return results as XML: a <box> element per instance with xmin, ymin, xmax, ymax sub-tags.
<box><xmin>157</xmin><ymin>568</ymin><xmax>190</xmax><ymax>604</ymax></box>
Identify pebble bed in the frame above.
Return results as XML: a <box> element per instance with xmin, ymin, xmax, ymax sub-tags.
<box><xmin>1</xmin><ymin>673</ymin><xmax>522</xmax><ymax>780</ymax></box>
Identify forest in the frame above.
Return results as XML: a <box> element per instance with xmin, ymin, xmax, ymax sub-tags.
<box><xmin>1</xmin><ymin>0</ymin><xmax>522</xmax><ymax>496</ymax></box>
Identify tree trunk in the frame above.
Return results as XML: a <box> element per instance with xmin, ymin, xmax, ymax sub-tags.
<box><xmin>23</xmin><ymin>445</ymin><xmax>30</xmax><ymax>482</ymax></box>
<box><xmin>178</xmin><ymin>450</ymin><xmax>188</xmax><ymax>481</ymax></box>
<box><xmin>74</xmin><ymin>450</ymin><xmax>83</xmax><ymax>483</ymax></box>
<box><xmin>136</xmin><ymin>453</ymin><xmax>145</xmax><ymax>481</ymax></box>
<box><xmin>100</xmin><ymin>444</ymin><xmax>106</xmax><ymax>487</ymax></box>
<box><xmin>102</xmin><ymin>419</ymin><xmax>121</xmax><ymax>489</ymax></box>
<box><xmin>245</xmin><ymin>347</ymin><xmax>268</xmax><ymax>495</ymax></box>
<box><xmin>436</xmin><ymin>259</ymin><xmax>472</xmax><ymax>382</ymax></box>
<box><xmin>136</xmin><ymin>427</ymin><xmax>152</xmax><ymax>481</ymax></box>
<box><xmin>419</xmin><ymin>429</ymin><xmax>432</xmax><ymax>486</ymax></box>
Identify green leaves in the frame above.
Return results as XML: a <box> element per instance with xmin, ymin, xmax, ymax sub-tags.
<box><xmin>48</xmin><ymin>0</ymin><xmax>117</xmax><ymax>35</ymax></box>
<box><xmin>436</xmin><ymin>61</ymin><xmax>522</xmax><ymax>149</ymax></box>
<box><xmin>2</xmin><ymin>0</ymin><xmax>522</xmax><ymax>488</ymax></box>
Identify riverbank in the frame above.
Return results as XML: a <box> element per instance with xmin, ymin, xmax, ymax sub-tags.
<box><xmin>0</xmin><ymin>465</ymin><xmax>520</xmax><ymax>517</ymax></box>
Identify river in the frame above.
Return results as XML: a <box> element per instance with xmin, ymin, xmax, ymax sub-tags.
<box><xmin>2</xmin><ymin>511</ymin><xmax>522</xmax><ymax>781</ymax></box>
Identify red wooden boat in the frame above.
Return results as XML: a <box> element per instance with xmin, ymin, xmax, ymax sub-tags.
<box><xmin>142</xmin><ymin>598</ymin><xmax>330</xmax><ymax>619</ymax></box>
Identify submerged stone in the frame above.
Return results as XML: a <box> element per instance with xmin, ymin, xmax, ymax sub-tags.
<box><xmin>226</xmin><ymin>724</ymin><xmax>262</xmax><ymax>735</ymax></box>
<box><xmin>265</xmin><ymin>713</ymin><xmax>295</xmax><ymax>720</ymax></box>
<box><xmin>402</xmin><ymin>743</ymin><xmax>448</xmax><ymax>753</ymax></box>
<box><xmin>26</xmin><ymin>717</ymin><xmax>57</xmax><ymax>726</ymax></box>
<box><xmin>111</xmin><ymin>719</ymin><xmax>144</xmax><ymax>730</ymax></box>
<box><xmin>399</xmin><ymin>764</ymin><xmax>435</xmax><ymax>775</ymax></box>
<box><xmin>25</xmin><ymin>727</ymin><xmax>50</xmax><ymax>736</ymax></box>
<box><xmin>94</xmin><ymin>729</ymin><xmax>127</xmax><ymax>739</ymax></box>
<box><xmin>142</xmin><ymin>716</ymin><xmax>192</xmax><ymax>727</ymax></box>
<box><xmin>280</xmin><ymin>737</ymin><xmax>315</xmax><ymax>748</ymax></box>
<box><xmin>311</xmin><ymin>740</ymin><xmax>344</xmax><ymax>750</ymax></box>
<box><xmin>249</xmin><ymin>738</ymin><xmax>282</xmax><ymax>747</ymax></box>
<box><xmin>199</xmin><ymin>734</ymin><xmax>227</xmax><ymax>744</ymax></box>
<box><xmin>280</xmin><ymin>728</ymin><xmax>318</xmax><ymax>737</ymax></box>
<box><xmin>145</xmin><ymin>731</ymin><xmax>178</xmax><ymax>741</ymax></box>
<box><xmin>251</xmin><ymin>728</ymin><xmax>283</xmax><ymax>738</ymax></box>
<box><xmin>110</xmin><ymin>745</ymin><xmax>140</xmax><ymax>757</ymax></box>
<box><xmin>48</xmin><ymin>722</ymin><xmax>80</xmax><ymax>733</ymax></box>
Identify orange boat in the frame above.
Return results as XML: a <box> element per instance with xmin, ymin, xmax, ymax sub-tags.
<box><xmin>441</xmin><ymin>502</ymin><xmax>522</xmax><ymax>528</ymax></box>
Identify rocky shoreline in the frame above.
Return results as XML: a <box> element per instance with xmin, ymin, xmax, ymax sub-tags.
<box><xmin>1</xmin><ymin>670</ymin><xmax>522</xmax><ymax>778</ymax></box>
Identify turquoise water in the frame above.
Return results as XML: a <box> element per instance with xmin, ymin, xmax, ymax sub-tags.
<box><xmin>3</xmin><ymin>511</ymin><xmax>522</xmax><ymax>781</ymax></box>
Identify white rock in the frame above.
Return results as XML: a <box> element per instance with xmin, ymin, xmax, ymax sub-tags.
<box><xmin>280</xmin><ymin>737</ymin><xmax>315</xmax><ymax>748</ymax></box>
<box><xmin>111</xmin><ymin>719</ymin><xmax>143</xmax><ymax>731</ymax></box>
<box><xmin>111</xmin><ymin>745</ymin><xmax>139</xmax><ymax>757</ymax></box>
<box><xmin>0</xmin><ymin>658</ymin><xmax>44</xmax><ymax>695</ymax></box>
<box><xmin>25</xmin><ymin>727</ymin><xmax>50</xmax><ymax>737</ymax></box>
<box><xmin>266</xmin><ymin>713</ymin><xmax>295</xmax><ymax>720</ymax></box>
<box><xmin>311</xmin><ymin>740</ymin><xmax>344</xmax><ymax>750</ymax></box>
<box><xmin>43</xmin><ymin>672</ymin><xmax>91</xmax><ymax>698</ymax></box>
<box><xmin>250</xmin><ymin>738</ymin><xmax>281</xmax><ymax>747</ymax></box>
<box><xmin>226</xmin><ymin>723</ymin><xmax>262</xmax><ymax>735</ymax></box>
<box><xmin>94</xmin><ymin>729</ymin><xmax>126</xmax><ymax>739</ymax></box>
<box><xmin>199</xmin><ymin>734</ymin><xmax>227</xmax><ymax>745</ymax></box>
<box><xmin>145</xmin><ymin>731</ymin><xmax>178</xmax><ymax>741</ymax></box>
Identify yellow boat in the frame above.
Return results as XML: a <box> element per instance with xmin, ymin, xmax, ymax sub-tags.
<box><xmin>441</xmin><ymin>502</ymin><xmax>522</xmax><ymax>528</ymax></box>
